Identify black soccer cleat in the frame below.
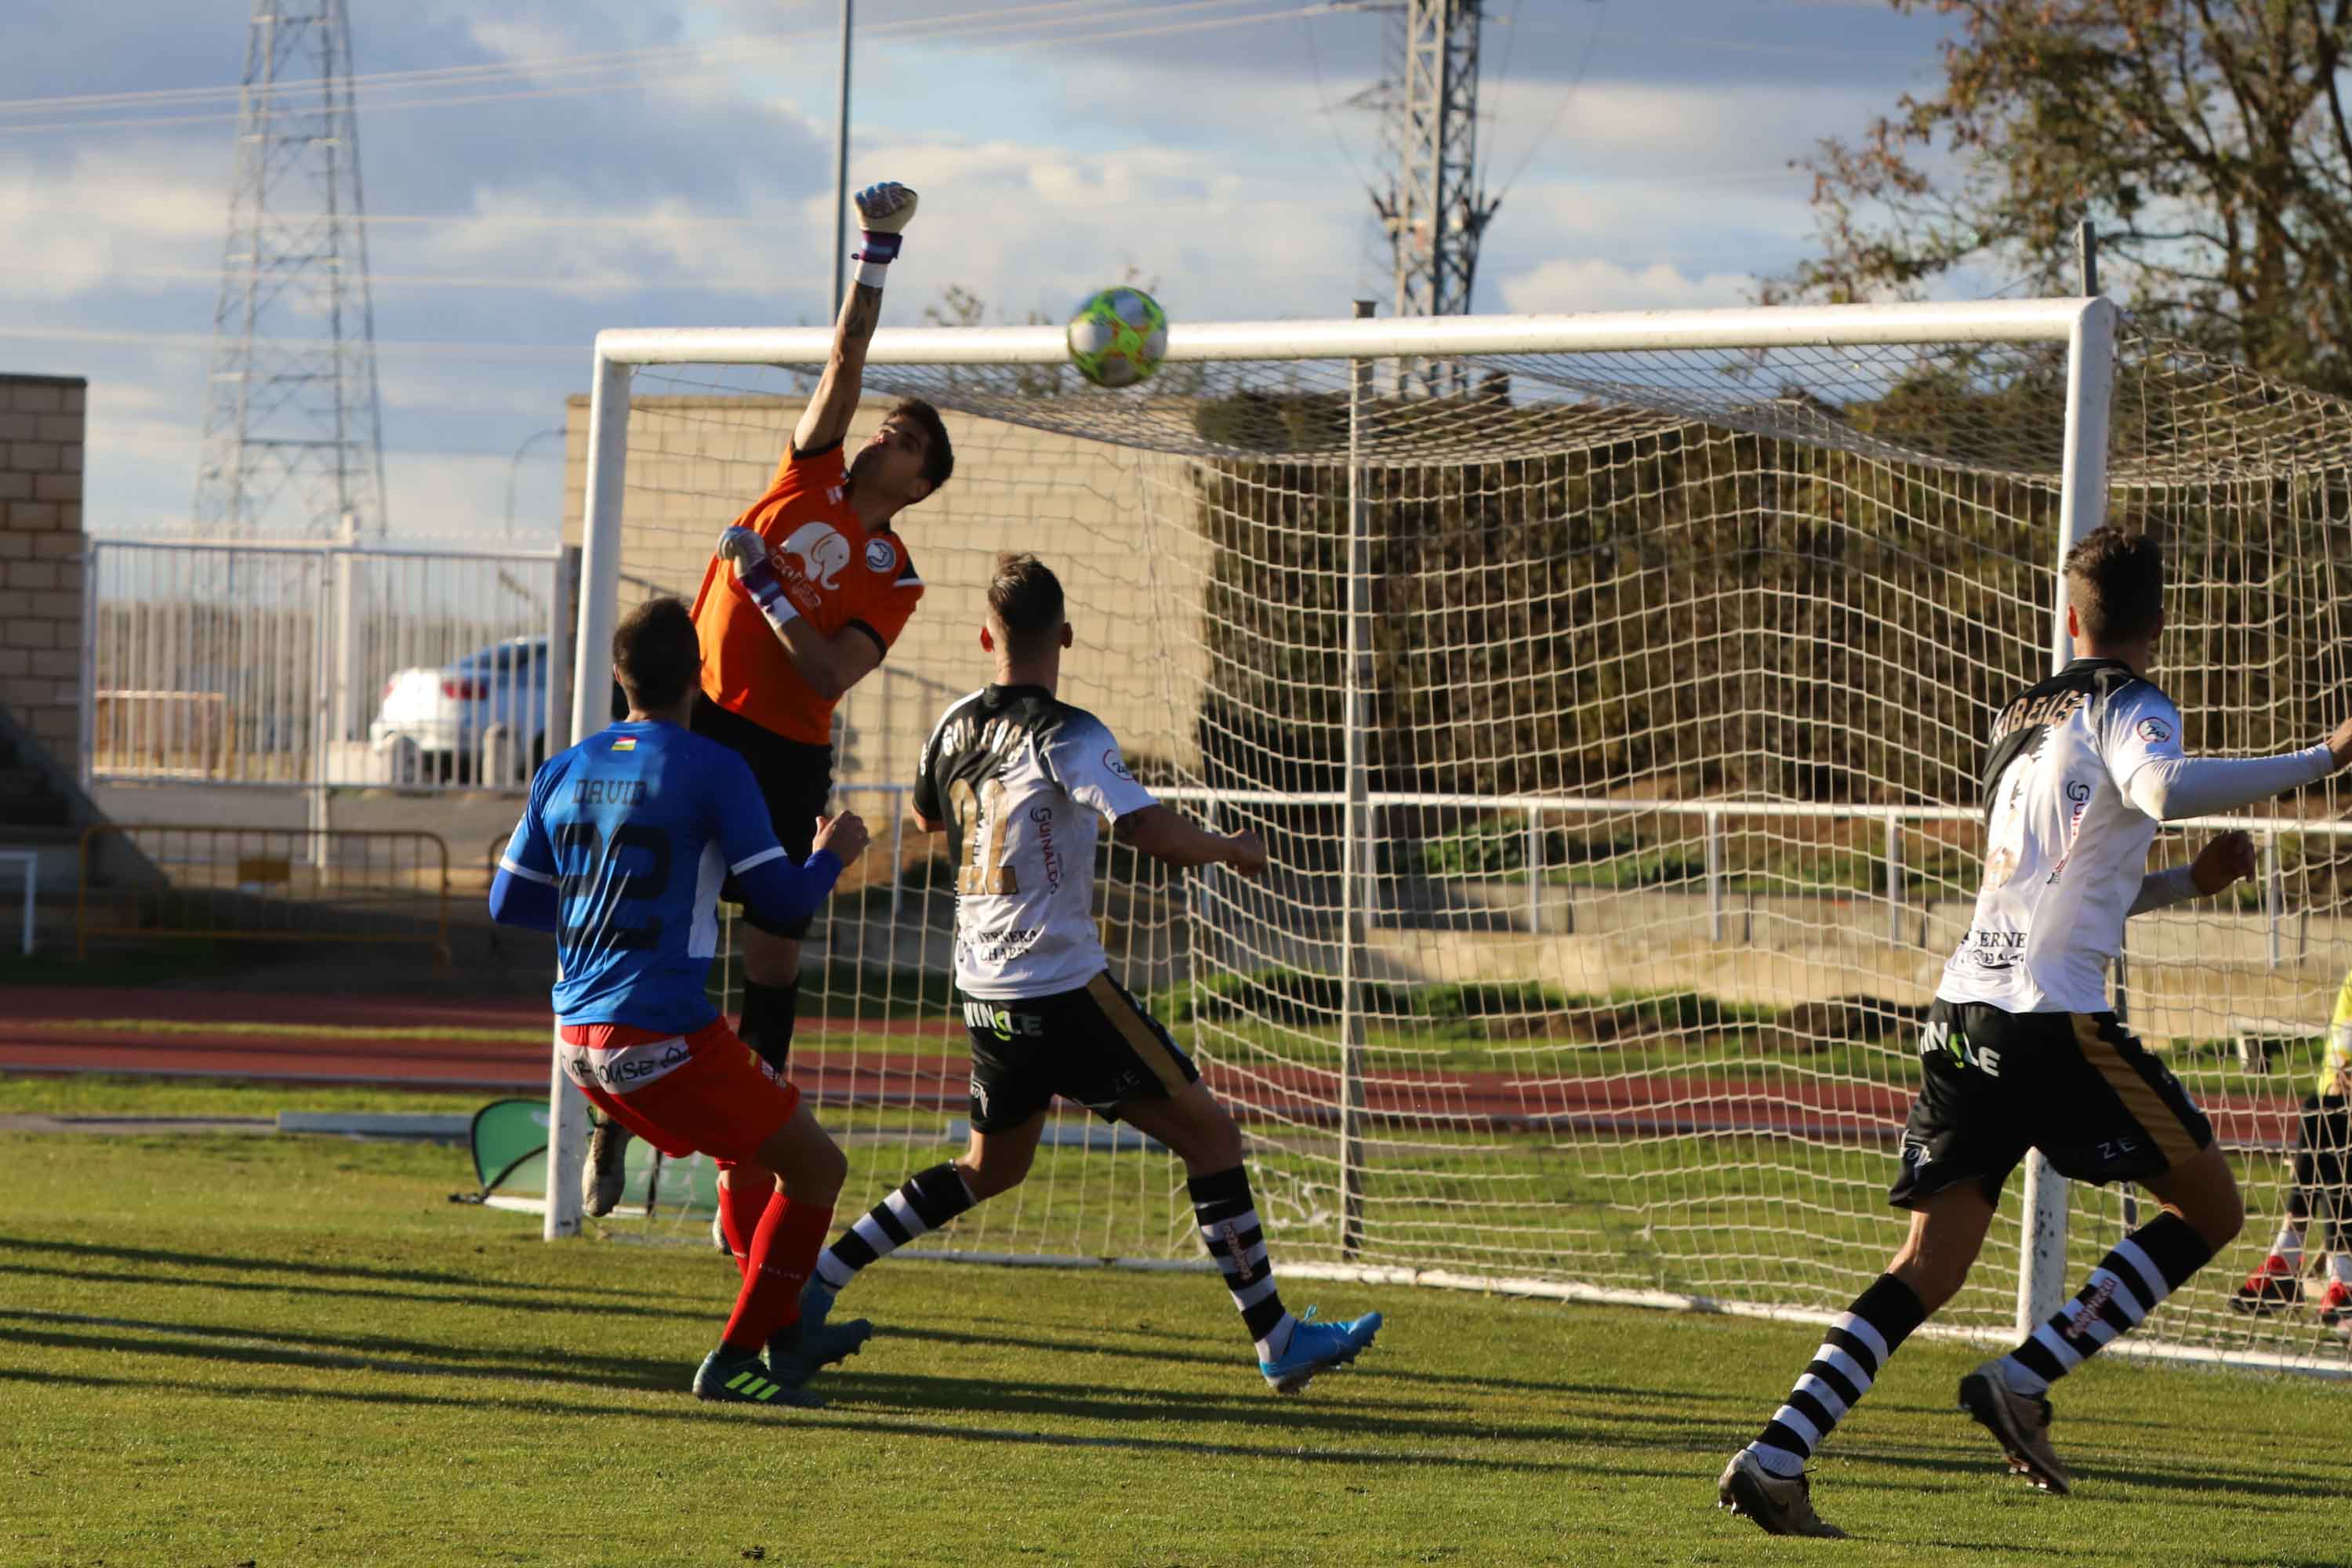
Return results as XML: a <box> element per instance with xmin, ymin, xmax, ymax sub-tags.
<box><xmin>1715</xmin><ymin>1450</ymin><xmax>1846</xmax><ymax>1538</ymax></box>
<box><xmin>1958</xmin><ymin>1361</ymin><xmax>2071</xmax><ymax>1495</ymax></box>
<box><xmin>582</xmin><ymin>1115</ymin><xmax>633</xmax><ymax>1219</ymax></box>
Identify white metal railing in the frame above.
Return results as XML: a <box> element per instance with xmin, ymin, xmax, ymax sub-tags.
<box><xmin>82</xmin><ymin>536</ymin><xmax>572</xmax><ymax>804</ymax></box>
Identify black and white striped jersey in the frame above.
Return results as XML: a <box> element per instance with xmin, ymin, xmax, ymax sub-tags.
<box><xmin>913</xmin><ymin>683</ymin><xmax>1160</xmax><ymax>1000</ymax></box>
<box><xmin>1938</xmin><ymin>658</ymin><xmax>2184</xmax><ymax>1014</ymax></box>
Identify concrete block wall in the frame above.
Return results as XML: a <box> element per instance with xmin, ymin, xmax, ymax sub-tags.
<box><xmin>564</xmin><ymin>394</ymin><xmax>1213</xmax><ymax>786</ymax></box>
<box><xmin>0</xmin><ymin>373</ymin><xmax>86</xmax><ymax>766</ymax></box>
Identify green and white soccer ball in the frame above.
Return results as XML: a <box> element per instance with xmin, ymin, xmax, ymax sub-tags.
<box><xmin>1066</xmin><ymin>287</ymin><xmax>1168</xmax><ymax>389</ymax></box>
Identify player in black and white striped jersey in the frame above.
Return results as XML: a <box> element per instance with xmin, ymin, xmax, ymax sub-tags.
<box><xmin>1719</xmin><ymin>526</ymin><xmax>2352</xmax><ymax>1536</ymax></box>
<box><xmin>798</xmin><ymin>553</ymin><xmax>1384</xmax><ymax>1392</ymax></box>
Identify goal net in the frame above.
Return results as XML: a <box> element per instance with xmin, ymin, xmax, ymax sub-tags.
<box><xmin>556</xmin><ymin>303</ymin><xmax>2352</xmax><ymax>1376</ymax></box>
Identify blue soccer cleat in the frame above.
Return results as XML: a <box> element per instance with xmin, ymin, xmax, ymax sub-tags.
<box><xmin>1258</xmin><ymin>1306</ymin><xmax>1382</xmax><ymax>1394</ymax></box>
<box><xmin>767</xmin><ymin>1306</ymin><xmax>873</xmax><ymax>1388</ymax></box>
<box><xmin>692</xmin><ymin>1346</ymin><xmax>826</xmax><ymax>1409</ymax></box>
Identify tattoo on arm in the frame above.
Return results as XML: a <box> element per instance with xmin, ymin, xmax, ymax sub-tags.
<box><xmin>840</xmin><ymin>282</ymin><xmax>882</xmax><ymax>347</ymax></box>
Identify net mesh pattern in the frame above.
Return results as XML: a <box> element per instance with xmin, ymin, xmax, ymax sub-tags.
<box><xmin>575</xmin><ymin>327</ymin><xmax>2352</xmax><ymax>1371</ymax></box>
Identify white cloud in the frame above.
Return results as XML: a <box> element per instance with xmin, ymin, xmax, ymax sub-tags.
<box><xmin>1497</xmin><ymin>256</ymin><xmax>1759</xmax><ymax>315</ymax></box>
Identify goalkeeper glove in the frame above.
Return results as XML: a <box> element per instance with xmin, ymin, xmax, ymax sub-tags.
<box><xmin>851</xmin><ymin>181</ymin><xmax>917</xmax><ymax>285</ymax></box>
<box><xmin>721</xmin><ymin>524</ymin><xmax>797</xmax><ymax>627</ymax></box>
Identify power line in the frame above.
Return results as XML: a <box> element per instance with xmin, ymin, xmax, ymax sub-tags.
<box><xmin>0</xmin><ymin>0</ymin><xmax>1318</xmax><ymax>136</ymax></box>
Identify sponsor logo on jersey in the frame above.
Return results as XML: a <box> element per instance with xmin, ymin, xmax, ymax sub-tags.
<box><xmin>2044</xmin><ymin>775</ymin><xmax>2096</xmax><ymax>885</ymax></box>
<box><xmin>1104</xmin><ymin>748</ymin><xmax>1134</xmax><ymax>781</ymax></box>
<box><xmin>865</xmin><ymin>536</ymin><xmax>896</xmax><ymax>573</ymax></box>
<box><xmin>779</xmin><ymin>520</ymin><xmax>852</xmax><ymax>592</ymax></box>
<box><xmin>1957</xmin><ymin>927</ymin><xmax>2027</xmax><ymax>971</ymax></box>
<box><xmin>1030</xmin><ymin>804</ymin><xmax>1063</xmax><ymax>891</ymax></box>
<box><xmin>611</xmin><ymin>737</ymin><xmax>636</xmax><ymax>752</ymax></box>
<box><xmin>969</xmin><ymin>1076</ymin><xmax>991</xmax><ymax>1118</ymax></box>
<box><xmin>2136</xmin><ymin>715</ymin><xmax>2173</xmax><ymax>744</ymax></box>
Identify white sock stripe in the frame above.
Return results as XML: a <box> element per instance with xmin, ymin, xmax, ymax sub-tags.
<box><xmin>1817</xmin><ymin>1343</ymin><xmax>1873</xmax><ymax>1397</ymax></box>
<box><xmin>1831</xmin><ymin>1310</ymin><xmax>1889</xmax><ymax>1367</ymax></box>
<box><xmin>2030</xmin><ymin>1322</ymin><xmax>2085</xmax><ymax>1370</ymax></box>
<box><xmin>1229</xmin><ymin>1274</ymin><xmax>1280</xmax><ymax>1309</ymax></box>
<box><xmin>2272</xmin><ymin>1221</ymin><xmax>2305</xmax><ymax>1255</ymax></box>
<box><xmin>1750</xmin><ymin>1442</ymin><xmax>1809</xmax><ymax>1479</ymax></box>
<box><xmin>2082</xmin><ymin>1265</ymin><xmax>2150</xmax><ymax>1327</ymax></box>
<box><xmin>882</xmin><ymin>1190</ymin><xmax>929</xmax><ymax>1240</ymax></box>
<box><xmin>2111</xmin><ymin>1236</ymin><xmax>2171</xmax><ymax>1305</ymax></box>
<box><xmin>850</xmin><ymin>1214</ymin><xmax>897</xmax><ymax>1255</ymax></box>
<box><xmin>2074</xmin><ymin>1314</ymin><xmax>2123</xmax><ymax>1351</ymax></box>
<box><xmin>1200</xmin><ymin>1233</ymin><xmax>1270</xmax><ymax>1273</ymax></box>
<box><xmin>815</xmin><ymin>1253</ymin><xmax>854</xmax><ymax>1290</ymax></box>
<box><xmin>1793</xmin><ymin>1373</ymin><xmax>1849</xmax><ymax>1422</ymax></box>
<box><xmin>1768</xmin><ymin>1404</ymin><xmax>1822</xmax><ymax>1450</ymax></box>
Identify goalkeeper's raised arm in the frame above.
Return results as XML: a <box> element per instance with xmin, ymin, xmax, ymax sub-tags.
<box><xmin>795</xmin><ymin>180</ymin><xmax>917</xmax><ymax>456</ymax></box>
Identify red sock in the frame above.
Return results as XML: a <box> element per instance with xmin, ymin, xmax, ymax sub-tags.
<box><xmin>715</xmin><ymin>1162</ymin><xmax>772</xmax><ymax>1281</ymax></box>
<box><xmin>719</xmin><ymin>1191</ymin><xmax>834</xmax><ymax>1352</ymax></box>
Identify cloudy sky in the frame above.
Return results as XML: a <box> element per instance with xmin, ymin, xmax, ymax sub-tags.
<box><xmin>1</xmin><ymin>0</ymin><xmax>1962</xmax><ymax>543</ymax></box>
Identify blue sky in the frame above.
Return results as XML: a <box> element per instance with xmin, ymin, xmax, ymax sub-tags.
<box><xmin>0</xmin><ymin>0</ymin><xmax>1959</xmax><ymax>542</ymax></box>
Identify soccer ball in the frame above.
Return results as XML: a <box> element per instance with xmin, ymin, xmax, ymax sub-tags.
<box><xmin>1066</xmin><ymin>287</ymin><xmax>1168</xmax><ymax>389</ymax></box>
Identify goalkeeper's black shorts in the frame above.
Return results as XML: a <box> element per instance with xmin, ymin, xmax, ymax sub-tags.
<box><xmin>1889</xmin><ymin>999</ymin><xmax>2213</xmax><ymax>1210</ymax></box>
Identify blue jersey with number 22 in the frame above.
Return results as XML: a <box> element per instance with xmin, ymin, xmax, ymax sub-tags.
<box><xmin>499</xmin><ymin>720</ymin><xmax>798</xmax><ymax>1034</ymax></box>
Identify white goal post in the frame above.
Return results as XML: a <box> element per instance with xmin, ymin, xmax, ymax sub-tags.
<box><xmin>543</xmin><ymin>297</ymin><xmax>2351</xmax><ymax>1376</ymax></box>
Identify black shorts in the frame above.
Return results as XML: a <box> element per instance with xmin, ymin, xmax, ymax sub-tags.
<box><xmin>1889</xmin><ymin>999</ymin><xmax>2214</xmax><ymax>1210</ymax></box>
<box><xmin>960</xmin><ymin>973</ymin><xmax>1200</xmax><ymax>1134</ymax></box>
<box><xmin>689</xmin><ymin>693</ymin><xmax>833</xmax><ymax>939</ymax></box>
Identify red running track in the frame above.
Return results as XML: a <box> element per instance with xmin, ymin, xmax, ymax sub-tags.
<box><xmin>0</xmin><ymin>985</ymin><xmax>2304</xmax><ymax>1146</ymax></box>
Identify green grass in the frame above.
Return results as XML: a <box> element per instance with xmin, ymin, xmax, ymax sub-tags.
<box><xmin>3</xmin><ymin>1122</ymin><xmax>2347</xmax><ymax>1566</ymax></box>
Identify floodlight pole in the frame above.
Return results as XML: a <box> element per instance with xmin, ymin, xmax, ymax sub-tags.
<box><xmin>829</xmin><ymin>0</ymin><xmax>854</xmax><ymax>320</ymax></box>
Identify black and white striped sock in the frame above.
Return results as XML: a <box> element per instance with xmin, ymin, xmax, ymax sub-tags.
<box><xmin>1189</xmin><ymin>1166</ymin><xmax>1297</xmax><ymax>1360</ymax></box>
<box><xmin>1748</xmin><ymin>1273</ymin><xmax>1928</xmax><ymax>1478</ymax></box>
<box><xmin>813</xmin><ymin>1162</ymin><xmax>975</xmax><ymax>1292</ymax></box>
<box><xmin>1999</xmin><ymin>1212</ymin><xmax>2214</xmax><ymax>1396</ymax></box>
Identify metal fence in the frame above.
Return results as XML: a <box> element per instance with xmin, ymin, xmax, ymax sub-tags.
<box><xmin>82</xmin><ymin>536</ymin><xmax>573</xmax><ymax>794</ymax></box>
<box><xmin>76</xmin><ymin>823</ymin><xmax>452</xmax><ymax>963</ymax></box>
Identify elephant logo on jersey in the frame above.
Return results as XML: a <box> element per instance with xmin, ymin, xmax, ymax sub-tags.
<box><xmin>779</xmin><ymin>521</ymin><xmax>852</xmax><ymax>593</ymax></box>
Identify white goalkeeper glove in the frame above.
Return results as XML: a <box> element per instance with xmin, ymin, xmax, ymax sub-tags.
<box><xmin>851</xmin><ymin>181</ymin><xmax>917</xmax><ymax>287</ymax></box>
<box><xmin>720</xmin><ymin>524</ymin><xmax>797</xmax><ymax>627</ymax></box>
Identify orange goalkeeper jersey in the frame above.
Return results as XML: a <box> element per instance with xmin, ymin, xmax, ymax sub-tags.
<box><xmin>689</xmin><ymin>441</ymin><xmax>924</xmax><ymax>746</ymax></box>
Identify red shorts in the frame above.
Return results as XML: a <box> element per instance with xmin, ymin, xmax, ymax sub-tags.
<box><xmin>557</xmin><ymin>1016</ymin><xmax>798</xmax><ymax>1166</ymax></box>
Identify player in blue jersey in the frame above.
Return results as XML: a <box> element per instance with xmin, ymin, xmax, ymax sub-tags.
<box><xmin>489</xmin><ymin>596</ymin><xmax>873</xmax><ymax>1407</ymax></box>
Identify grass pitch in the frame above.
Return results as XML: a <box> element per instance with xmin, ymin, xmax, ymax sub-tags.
<box><xmin>2</xmin><ymin>1105</ymin><xmax>2342</xmax><ymax>1566</ymax></box>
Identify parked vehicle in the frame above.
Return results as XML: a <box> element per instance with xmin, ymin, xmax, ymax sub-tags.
<box><xmin>371</xmin><ymin>637</ymin><xmax>549</xmax><ymax>785</ymax></box>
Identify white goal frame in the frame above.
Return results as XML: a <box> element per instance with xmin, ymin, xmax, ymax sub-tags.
<box><xmin>546</xmin><ymin>297</ymin><xmax>2121</xmax><ymax>1346</ymax></box>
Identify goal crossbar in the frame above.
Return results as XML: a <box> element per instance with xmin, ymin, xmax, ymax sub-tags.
<box><xmin>592</xmin><ymin>296</ymin><xmax>2113</xmax><ymax>368</ymax></box>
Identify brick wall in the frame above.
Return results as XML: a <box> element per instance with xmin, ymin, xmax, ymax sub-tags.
<box><xmin>0</xmin><ymin>374</ymin><xmax>85</xmax><ymax>766</ymax></box>
<box><xmin>564</xmin><ymin>395</ymin><xmax>1214</xmax><ymax>783</ymax></box>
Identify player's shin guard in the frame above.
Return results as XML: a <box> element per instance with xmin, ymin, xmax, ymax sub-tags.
<box><xmin>720</xmin><ymin>1189</ymin><xmax>834</xmax><ymax>1353</ymax></box>
<box><xmin>1747</xmin><ymin>1273</ymin><xmax>1928</xmax><ymax>1478</ymax></box>
<box><xmin>739</xmin><ymin>978</ymin><xmax>799</xmax><ymax>1076</ymax></box>
<box><xmin>813</xmin><ymin>1162</ymin><xmax>976</xmax><ymax>1292</ymax></box>
<box><xmin>1998</xmin><ymin>1211</ymin><xmax>2216</xmax><ymax>1396</ymax></box>
<box><xmin>1189</xmin><ymin>1166</ymin><xmax>1296</xmax><ymax>1360</ymax></box>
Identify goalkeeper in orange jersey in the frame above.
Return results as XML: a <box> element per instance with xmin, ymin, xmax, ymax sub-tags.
<box><xmin>583</xmin><ymin>180</ymin><xmax>956</xmax><ymax>1225</ymax></box>
<box><xmin>2231</xmin><ymin>972</ymin><xmax>2352</xmax><ymax>1329</ymax></box>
